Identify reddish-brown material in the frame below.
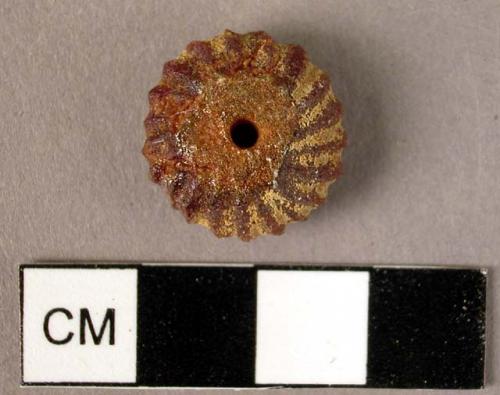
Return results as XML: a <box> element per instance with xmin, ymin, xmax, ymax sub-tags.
<box><xmin>143</xmin><ymin>30</ymin><xmax>346</xmax><ymax>240</ymax></box>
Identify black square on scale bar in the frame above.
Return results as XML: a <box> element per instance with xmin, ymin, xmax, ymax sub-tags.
<box><xmin>137</xmin><ymin>266</ymin><xmax>256</xmax><ymax>387</ymax></box>
<box><xmin>366</xmin><ymin>268</ymin><xmax>486</xmax><ymax>389</ymax></box>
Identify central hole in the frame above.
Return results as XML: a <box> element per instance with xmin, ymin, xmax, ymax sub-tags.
<box><xmin>230</xmin><ymin>119</ymin><xmax>259</xmax><ymax>149</ymax></box>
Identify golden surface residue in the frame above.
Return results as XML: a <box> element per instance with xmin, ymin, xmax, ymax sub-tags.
<box><xmin>291</xmin><ymin>63</ymin><xmax>322</xmax><ymax>103</ymax></box>
<box><xmin>247</xmin><ymin>201</ymin><xmax>268</xmax><ymax>237</ymax></box>
<box><xmin>194</xmin><ymin>213</ymin><xmax>211</xmax><ymax>228</ymax></box>
<box><xmin>295</xmin><ymin>181</ymin><xmax>318</xmax><ymax>194</ymax></box>
<box><xmin>216</xmin><ymin>208</ymin><xmax>236</xmax><ymax>237</ymax></box>
<box><xmin>289</xmin><ymin>121</ymin><xmax>343</xmax><ymax>151</ymax></box>
<box><xmin>177</xmin><ymin>50</ymin><xmax>190</xmax><ymax>61</ymax></box>
<box><xmin>273</xmin><ymin>44</ymin><xmax>289</xmax><ymax>75</ymax></box>
<box><xmin>261</xmin><ymin>193</ymin><xmax>289</xmax><ymax>224</ymax></box>
<box><xmin>209</xmin><ymin>36</ymin><xmax>227</xmax><ymax>56</ymax></box>
<box><xmin>299</xmin><ymin>92</ymin><xmax>335</xmax><ymax>128</ymax></box>
<box><xmin>315</xmin><ymin>182</ymin><xmax>331</xmax><ymax>198</ymax></box>
<box><xmin>264</xmin><ymin>189</ymin><xmax>313</xmax><ymax>219</ymax></box>
<box><xmin>295</xmin><ymin>181</ymin><xmax>332</xmax><ymax>198</ymax></box>
<box><xmin>296</xmin><ymin>150</ymin><xmax>342</xmax><ymax>168</ymax></box>
<box><xmin>251</xmin><ymin>46</ymin><xmax>272</xmax><ymax>69</ymax></box>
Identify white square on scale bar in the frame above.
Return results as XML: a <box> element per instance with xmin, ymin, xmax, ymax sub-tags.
<box><xmin>255</xmin><ymin>270</ymin><xmax>370</xmax><ymax>385</ymax></box>
<box><xmin>22</xmin><ymin>268</ymin><xmax>137</xmax><ymax>383</ymax></box>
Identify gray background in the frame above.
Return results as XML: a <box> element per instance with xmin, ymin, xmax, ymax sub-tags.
<box><xmin>1</xmin><ymin>0</ymin><xmax>499</xmax><ymax>393</ymax></box>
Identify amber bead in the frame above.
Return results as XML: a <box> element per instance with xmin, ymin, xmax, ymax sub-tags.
<box><xmin>143</xmin><ymin>30</ymin><xmax>346</xmax><ymax>240</ymax></box>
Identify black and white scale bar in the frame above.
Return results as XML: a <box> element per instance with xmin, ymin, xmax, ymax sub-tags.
<box><xmin>20</xmin><ymin>264</ymin><xmax>487</xmax><ymax>389</ymax></box>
